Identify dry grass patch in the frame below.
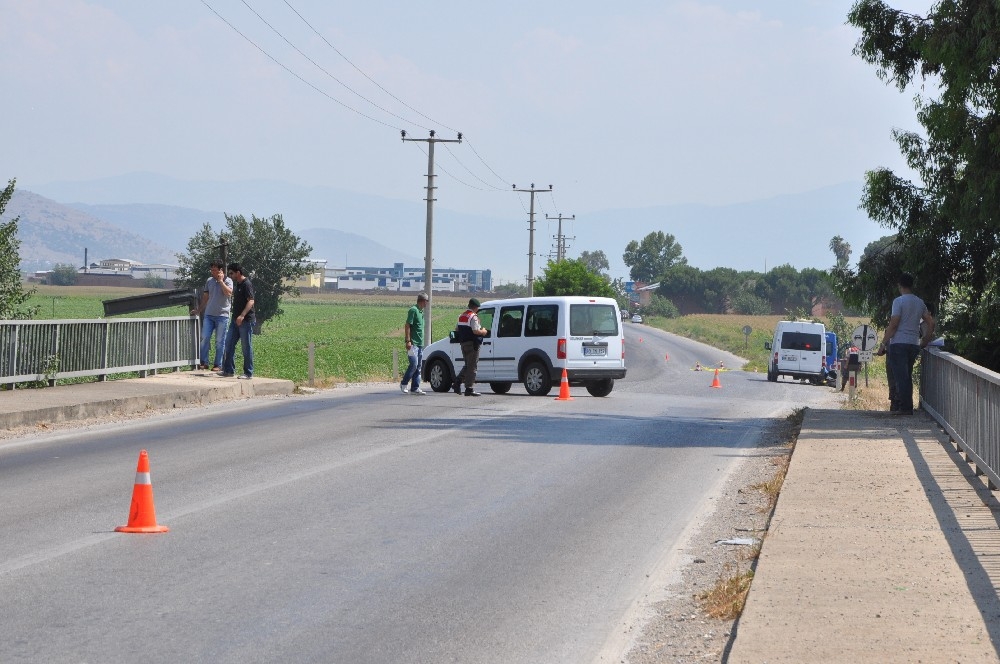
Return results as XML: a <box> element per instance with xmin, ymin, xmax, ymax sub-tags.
<box><xmin>699</xmin><ymin>564</ymin><xmax>755</xmax><ymax>620</ymax></box>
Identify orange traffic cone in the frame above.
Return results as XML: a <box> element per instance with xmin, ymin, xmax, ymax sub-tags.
<box><xmin>554</xmin><ymin>368</ymin><xmax>574</xmax><ymax>401</ymax></box>
<box><xmin>710</xmin><ymin>368</ymin><xmax>722</xmax><ymax>389</ymax></box>
<box><xmin>115</xmin><ymin>450</ymin><xmax>169</xmax><ymax>533</ymax></box>
<box><xmin>664</xmin><ymin>353</ymin><xmax>670</xmax><ymax>361</ymax></box>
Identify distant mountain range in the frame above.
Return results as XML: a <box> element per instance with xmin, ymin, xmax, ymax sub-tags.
<box><xmin>8</xmin><ymin>172</ymin><xmax>889</xmax><ymax>279</ymax></box>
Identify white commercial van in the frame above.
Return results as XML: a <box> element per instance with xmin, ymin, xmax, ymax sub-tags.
<box><xmin>764</xmin><ymin>320</ymin><xmax>832</xmax><ymax>384</ymax></box>
<box><xmin>422</xmin><ymin>295</ymin><xmax>627</xmax><ymax>396</ymax></box>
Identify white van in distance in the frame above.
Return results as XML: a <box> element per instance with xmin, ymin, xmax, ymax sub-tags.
<box><xmin>422</xmin><ymin>295</ymin><xmax>627</xmax><ymax>396</ymax></box>
<box><xmin>764</xmin><ymin>320</ymin><xmax>832</xmax><ymax>385</ymax></box>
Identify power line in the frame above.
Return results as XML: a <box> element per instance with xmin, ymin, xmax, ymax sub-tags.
<box><xmin>282</xmin><ymin>0</ymin><xmax>460</xmax><ymax>135</ymax></box>
<box><xmin>199</xmin><ymin>0</ymin><xmax>400</xmax><ymax>130</ymax></box>
<box><xmin>238</xmin><ymin>0</ymin><xmax>434</xmax><ymax>131</ymax></box>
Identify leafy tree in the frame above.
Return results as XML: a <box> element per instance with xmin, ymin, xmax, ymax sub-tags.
<box><xmin>730</xmin><ymin>290</ymin><xmax>771</xmax><ymax>315</ymax></box>
<box><xmin>830</xmin><ymin>235</ymin><xmax>903</xmax><ymax>328</ymax></box>
<box><xmin>143</xmin><ymin>273</ymin><xmax>165</xmax><ymax>289</ymax></box>
<box><xmin>579</xmin><ymin>250</ymin><xmax>610</xmax><ymax>276</ymax></box>
<box><xmin>622</xmin><ymin>231</ymin><xmax>686</xmax><ymax>283</ymax></box>
<box><xmin>492</xmin><ymin>281</ymin><xmax>528</xmax><ymax>297</ymax></box>
<box><xmin>643</xmin><ymin>293</ymin><xmax>680</xmax><ymax>318</ymax></box>
<box><xmin>0</xmin><ymin>179</ymin><xmax>38</xmax><ymax>320</ymax></box>
<box><xmin>176</xmin><ymin>213</ymin><xmax>313</xmax><ymax>330</ymax></box>
<box><xmin>847</xmin><ymin>0</ymin><xmax>1000</xmax><ymax>367</ymax></box>
<box><xmin>49</xmin><ymin>263</ymin><xmax>78</xmax><ymax>286</ymax></box>
<box><xmin>534</xmin><ymin>259</ymin><xmax>615</xmax><ymax>297</ymax></box>
<box><xmin>658</xmin><ymin>263</ymin><xmax>706</xmax><ymax>315</ymax></box>
<box><xmin>829</xmin><ymin>235</ymin><xmax>852</xmax><ymax>269</ymax></box>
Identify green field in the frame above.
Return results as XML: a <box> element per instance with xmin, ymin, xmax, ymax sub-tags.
<box><xmin>22</xmin><ymin>286</ymin><xmax>887</xmax><ymax>386</ymax></box>
<box><xmin>25</xmin><ymin>287</ymin><xmax>469</xmax><ymax>384</ymax></box>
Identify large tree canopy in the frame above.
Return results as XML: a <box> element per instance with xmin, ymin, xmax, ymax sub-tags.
<box><xmin>534</xmin><ymin>259</ymin><xmax>615</xmax><ymax>298</ymax></box>
<box><xmin>176</xmin><ymin>213</ymin><xmax>313</xmax><ymax>329</ymax></box>
<box><xmin>847</xmin><ymin>0</ymin><xmax>1000</xmax><ymax>366</ymax></box>
<box><xmin>0</xmin><ymin>179</ymin><xmax>38</xmax><ymax>320</ymax></box>
<box><xmin>622</xmin><ymin>231</ymin><xmax>686</xmax><ymax>283</ymax></box>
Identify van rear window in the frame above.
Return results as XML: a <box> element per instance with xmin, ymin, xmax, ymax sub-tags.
<box><xmin>570</xmin><ymin>304</ymin><xmax>619</xmax><ymax>336</ymax></box>
<box><xmin>780</xmin><ymin>332</ymin><xmax>822</xmax><ymax>351</ymax></box>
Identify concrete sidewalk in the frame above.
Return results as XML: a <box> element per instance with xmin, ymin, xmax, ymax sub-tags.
<box><xmin>0</xmin><ymin>369</ymin><xmax>295</xmax><ymax>430</ymax></box>
<box><xmin>729</xmin><ymin>408</ymin><xmax>1000</xmax><ymax>663</ymax></box>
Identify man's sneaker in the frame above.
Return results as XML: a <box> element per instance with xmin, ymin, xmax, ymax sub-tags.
<box><xmin>211</xmin><ymin>366</ymin><xmax>222</xmax><ymax>372</ymax></box>
<box><xmin>464</xmin><ymin>389</ymin><xmax>482</xmax><ymax>397</ymax></box>
<box><xmin>197</xmin><ymin>363</ymin><xmax>209</xmax><ymax>370</ymax></box>
<box><xmin>220</xmin><ymin>372</ymin><xmax>235</xmax><ymax>378</ymax></box>
<box><xmin>400</xmin><ymin>383</ymin><xmax>409</xmax><ymax>394</ymax></box>
<box><xmin>410</xmin><ymin>388</ymin><xmax>427</xmax><ymax>395</ymax></box>
<box><xmin>237</xmin><ymin>374</ymin><xmax>252</xmax><ymax>380</ymax></box>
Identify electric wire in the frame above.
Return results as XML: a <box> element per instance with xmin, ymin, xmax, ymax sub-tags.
<box><xmin>204</xmin><ymin>0</ymin><xmax>548</xmax><ymax>217</ymax></box>
<box><xmin>199</xmin><ymin>0</ymin><xmax>399</xmax><ymax>130</ymax></box>
<box><xmin>238</xmin><ymin>0</ymin><xmax>434</xmax><ymax>132</ymax></box>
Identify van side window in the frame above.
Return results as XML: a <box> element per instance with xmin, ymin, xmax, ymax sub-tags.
<box><xmin>570</xmin><ymin>304</ymin><xmax>619</xmax><ymax>336</ymax></box>
<box><xmin>525</xmin><ymin>304</ymin><xmax>558</xmax><ymax>337</ymax></box>
<box><xmin>497</xmin><ymin>306</ymin><xmax>524</xmax><ymax>337</ymax></box>
<box><xmin>477</xmin><ymin>307</ymin><xmax>495</xmax><ymax>335</ymax></box>
<box><xmin>780</xmin><ymin>332</ymin><xmax>822</xmax><ymax>351</ymax></box>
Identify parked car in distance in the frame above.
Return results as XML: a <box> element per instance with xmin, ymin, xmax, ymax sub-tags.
<box><xmin>422</xmin><ymin>295</ymin><xmax>627</xmax><ymax>397</ymax></box>
<box><xmin>764</xmin><ymin>320</ymin><xmax>833</xmax><ymax>385</ymax></box>
<box><xmin>631</xmin><ymin>314</ymin><xmax>643</xmax><ymax>323</ymax></box>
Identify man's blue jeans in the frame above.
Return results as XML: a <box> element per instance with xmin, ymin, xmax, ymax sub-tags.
<box><xmin>223</xmin><ymin>318</ymin><xmax>254</xmax><ymax>377</ymax></box>
<box><xmin>199</xmin><ymin>315</ymin><xmax>229</xmax><ymax>368</ymax></box>
<box><xmin>887</xmin><ymin>343</ymin><xmax>921</xmax><ymax>412</ymax></box>
<box><xmin>401</xmin><ymin>346</ymin><xmax>423</xmax><ymax>390</ymax></box>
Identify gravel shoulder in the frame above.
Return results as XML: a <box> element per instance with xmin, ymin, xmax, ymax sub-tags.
<box><xmin>623</xmin><ymin>415</ymin><xmax>800</xmax><ymax>664</ymax></box>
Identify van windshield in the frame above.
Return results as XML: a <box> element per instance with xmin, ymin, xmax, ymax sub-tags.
<box><xmin>570</xmin><ymin>304</ymin><xmax>619</xmax><ymax>336</ymax></box>
<box><xmin>780</xmin><ymin>332</ymin><xmax>822</xmax><ymax>351</ymax></box>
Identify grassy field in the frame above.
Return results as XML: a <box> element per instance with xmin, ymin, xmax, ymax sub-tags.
<box><xmin>20</xmin><ymin>287</ymin><xmax>893</xmax><ymax>405</ymax></box>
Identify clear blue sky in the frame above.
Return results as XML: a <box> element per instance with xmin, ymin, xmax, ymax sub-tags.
<box><xmin>2</xmin><ymin>1</ymin><xmax>933</xmax><ymax>265</ymax></box>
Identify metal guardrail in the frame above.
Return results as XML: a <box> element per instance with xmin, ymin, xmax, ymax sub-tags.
<box><xmin>1</xmin><ymin>317</ymin><xmax>199</xmax><ymax>389</ymax></box>
<box><xmin>920</xmin><ymin>347</ymin><xmax>1000</xmax><ymax>491</ymax></box>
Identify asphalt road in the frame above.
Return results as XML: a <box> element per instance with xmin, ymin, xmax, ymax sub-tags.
<box><xmin>0</xmin><ymin>324</ymin><xmax>839</xmax><ymax>664</ymax></box>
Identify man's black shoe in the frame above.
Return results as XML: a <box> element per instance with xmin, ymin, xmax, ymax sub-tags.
<box><xmin>465</xmin><ymin>389</ymin><xmax>481</xmax><ymax>397</ymax></box>
<box><xmin>453</xmin><ymin>382</ymin><xmax>462</xmax><ymax>394</ymax></box>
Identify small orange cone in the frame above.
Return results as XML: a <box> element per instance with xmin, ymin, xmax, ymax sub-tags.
<box><xmin>115</xmin><ymin>450</ymin><xmax>169</xmax><ymax>533</ymax></box>
<box><xmin>664</xmin><ymin>353</ymin><xmax>670</xmax><ymax>361</ymax></box>
<box><xmin>710</xmin><ymin>368</ymin><xmax>722</xmax><ymax>389</ymax></box>
<box><xmin>554</xmin><ymin>368</ymin><xmax>574</xmax><ymax>401</ymax></box>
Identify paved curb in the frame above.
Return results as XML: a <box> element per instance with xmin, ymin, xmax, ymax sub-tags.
<box><xmin>0</xmin><ymin>371</ymin><xmax>296</xmax><ymax>429</ymax></box>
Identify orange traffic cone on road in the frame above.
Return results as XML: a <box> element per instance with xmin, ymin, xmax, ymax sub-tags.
<box><xmin>554</xmin><ymin>368</ymin><xmax>574</xmax><ymax>401</ymax></box>
<box><xmin>115</xmin><ymin>450</ymin><xmax>169</xmax><ymax>533</ymax></box>
<box><xmin>710</xmin><ymin>368</ymin><xmax>722</xmax><ymax>389</ymax></box>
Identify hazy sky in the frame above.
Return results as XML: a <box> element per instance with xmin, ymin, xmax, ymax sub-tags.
<box><xmin>3</xmin><ymin>0</ymin><xmax>933</xmax><ymax>261</ymax></box>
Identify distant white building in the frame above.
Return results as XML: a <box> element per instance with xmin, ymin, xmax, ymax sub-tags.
<box><xmin>84</xmin><ymin>259</ymin><xmax>178</xmax><ymax>281</ymax></box>
<box><xmin>327</xmin><ymin>262</ymin><xmax>492</xmax><ymax>293</ymax></box>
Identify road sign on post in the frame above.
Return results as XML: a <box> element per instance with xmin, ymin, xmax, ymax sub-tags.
<box><xmin>851</xmin><ymin>324</ymin><xmax>879</xmax><ymax>388</ymax></box>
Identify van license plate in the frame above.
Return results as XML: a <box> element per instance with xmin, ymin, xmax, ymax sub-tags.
<box><xmin>583</xmin><ymin>346</ymin><xmax>607</xmax><ymax>357</ymax></box>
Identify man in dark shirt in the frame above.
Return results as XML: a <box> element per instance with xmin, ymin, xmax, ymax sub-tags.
<box><xmin>221</xmin><ymin>263</ymin><xmax>256</xmax><ymax>379</ymax></box>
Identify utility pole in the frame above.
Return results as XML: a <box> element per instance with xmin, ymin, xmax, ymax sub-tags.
<box><xmin>402</xmin><ymin>129</ymin><xmax>462</xmax><ymax>345</ymax></box>
<box><xmin>513</xmin><ymin>183</ymin><xmax>552</xmax><ymax>297</ymax></box>
<box><xmin>546</xmin><ymin>213</ymin><xmax>575</xmax><ymax>262</ymax></box>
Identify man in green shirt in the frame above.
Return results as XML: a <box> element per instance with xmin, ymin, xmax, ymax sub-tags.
<box><xmin>400</xmin><ymin>292</ymin><xmax>428</xmax><ymax>394</ymax></box>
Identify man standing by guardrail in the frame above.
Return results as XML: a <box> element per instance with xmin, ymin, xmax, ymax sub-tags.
<box><xmin>221</xmin><ymin>263</ymin><xmax>255</xmax><ymax>380</ymax></box>
<box><xmin>877</xmin><ymin>272</ymin><xmax>935</xmax><ymax>415</ymax></box>
<box><xmin>190</xmin><ymin>259</ymin><xmax>233</xmax><ymax>372</ymax></box>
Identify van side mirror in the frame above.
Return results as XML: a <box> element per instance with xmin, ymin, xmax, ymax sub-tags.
<box><xmin>764</xmin><ymin>341</ymin><xmax>771</xmax><ymax>350</ymax></box>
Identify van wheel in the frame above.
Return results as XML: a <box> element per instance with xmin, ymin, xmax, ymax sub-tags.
<box><xmin>766</xmin><ymin>364</ymin><xmax>778</xmax><ymax>382</ymax></box>
<box><xmin>427</xmin><ymin>359</ymin><xmax>452</xmax><ymax>392</ymax></box>
<box><xmin>586</xmin><ymin>379</ymin><xmax>614</xmax><ymax>397</ymax></box>
<box><xmin>523</xmin><ymin>362</ymin><xmax>552</xmax><ymax>396</ymax></box>
<box><xmin>490</xmin><ymin>382</ymin><xmax>512</xmax><ymax>395</ymax></box>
